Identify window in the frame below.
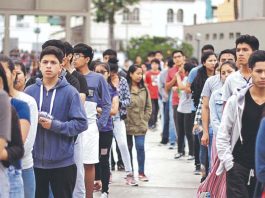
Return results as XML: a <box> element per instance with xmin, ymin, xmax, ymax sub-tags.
<box><xmin>132</xmin><ymin>8</ymin><xmax>140</xmax><ymax>22</ymax></box>
<box><xmin>17</xmin><ymin>15</ymin><xmax>24</xmax><ymax>21</ymax></box>
<box><xmin>167</xmin><ymin>9</ymin><xmax>174</xmax><ymax>23</ymax></box>
<box><xmin>229</xmin><ymin>32</ymin><xmax>234</xmax><ymax>39</ymax></box>
<box><xmin>177</xmin><ymin>9</ymin><xmax>184</xmax><ymax>22</ymax></box>
<box><xmin>219</xmin><ymin>33</ymin><xmax>224</xmax><ymax>39</ymax></box>
<box><xmin>236</xmin><ymin>32</ymin><xmax>241</xmax><ymax>38</ymax></box>
<box><xmin>213</xmin><ymin>33</ymin><xmax>217</xmax><ymax>40</ymax></box>
<box><xmin>123</xmin><ymin>9</ymin><xmax>130</xmax><ymax>22</ymax></box>
<box><xmin>205</xmin><ymin>34</ymin><xmax>210</xmax><ymax>40</ymax></box>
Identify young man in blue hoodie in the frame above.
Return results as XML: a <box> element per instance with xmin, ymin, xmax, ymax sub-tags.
<box><xmin>73</xmin><ymin>43</ymin><xmax>111</xmax><ymax>198</ymax></box>
<box><xmin>216</xmin><ymin>50</ymin><xmax>265</xmax><ymax>198</ymax></box>
<box><xmin>25</xmin><ymin>46</ymin><xmax>88</xmax><ymax>198</ymax></box>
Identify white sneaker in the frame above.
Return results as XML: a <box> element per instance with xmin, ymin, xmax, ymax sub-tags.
<box><xmin>100</xmin><ymin>192</ymin><xmax>108</xmax><ymax>198</ymax></box>
<box><xmin>187</xmin><ymin>155</ymin><xmax>195</xmax><ymax>160</ymax></box>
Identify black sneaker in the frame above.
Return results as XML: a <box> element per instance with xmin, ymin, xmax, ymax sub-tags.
<box><xmin>160</xmin><ymin>140</ymin><xmax>168</xmax><ymax>145</ymax></box>
<box><xmin>200</xmin><ymin>176</ymin><xmax>206</xmax><ymax>183</ymax></box>
<box><xmin>117</xmin><ymin>164</ymin><xmax>125</xmax><ymax>171</ymax></box>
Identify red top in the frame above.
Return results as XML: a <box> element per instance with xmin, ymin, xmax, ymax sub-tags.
<box><xmin>166</xmin><ymin>66</ymin><xmax>182</xmax><ymax>105</ymax></box>
<box><xmin>145</xmin><ymin>70</ymin><xmax>160</xmax><ymax>99</ymax></box>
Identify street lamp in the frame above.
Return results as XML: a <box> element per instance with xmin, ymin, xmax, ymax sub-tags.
<box><xmin>195</xmin><ymin>32</ymin><xmax>201</xmax><ymax>60</ymax></box>
<box><xmin>34</xmin><ymin>27</ymin><xmax>41</xmax><ymax>52</ymax></box>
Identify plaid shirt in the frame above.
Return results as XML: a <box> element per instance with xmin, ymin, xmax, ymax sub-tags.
<box><xmin>114</xmin><ymin>76</ymin><xmax>131</xmax><ymax>119</ymax></box>
<box><xmin>194</xmin><ymin>96</ymin><xmax>203</xmax><ymax>126</ymax></box>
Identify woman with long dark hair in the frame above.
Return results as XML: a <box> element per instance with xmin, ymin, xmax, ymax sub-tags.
<box><xmin>94</xmin><ymin>62</ymin><xmax>119</xmax><ymax>197</ymax></box>
<box><xmin>191</xmin><ymin>51</ymin><xmax>217</xmax><ymax>181</ymax></box>
<box><xmin>108</xmin><ymin>58</ymin><xmax>138</xmax><ymax>186</ymax></box>
<box><xmin>125</xmin><ymin>64</ymin><xmax>152</xmax><ymax>181</ymax></box>
<box><xmin>0</xmin><ymin>62</ymin><xmax>25</xmax><ymax>198</ymax></box>
<box><xmin>191</xmin><ymin>51</ymin><xmax>217</xmax><ymax>109</ymax></box>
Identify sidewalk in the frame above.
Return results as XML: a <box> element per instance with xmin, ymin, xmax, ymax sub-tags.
<box><xmin>94</xmin><ymin>126</ymin><xmax>201</xmax><ymax>198</ymax></box>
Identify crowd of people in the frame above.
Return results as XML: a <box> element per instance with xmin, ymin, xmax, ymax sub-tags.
<box><xmin>0</xmin><ymin>34</ymin><xmax>264</xmax><ymax>198</ymax></box>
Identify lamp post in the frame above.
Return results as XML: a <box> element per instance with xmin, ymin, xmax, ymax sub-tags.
<box><xmin>34</xmin><ymin>27</ymin><xmax>41</xmax><ymax>52</ymax></box>
<box><xmin>195</xmin><ymin>32</ymin><xmax>201</xmax><ymax>60</ymax></box>
<box><xmin>125</xmin><ymin>21</ymin><xmax>129</xmax><ymax>51</ymax></box>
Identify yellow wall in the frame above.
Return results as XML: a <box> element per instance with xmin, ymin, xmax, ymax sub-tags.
<box><xmin>216</xmin><ymin>0</ymin><xmax>235</xmax><ymax>22</ymax></box>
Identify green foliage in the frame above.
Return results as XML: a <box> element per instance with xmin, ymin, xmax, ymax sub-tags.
<box><xmin>127</xmin><ymin>35</ymin><xmax>194</xmax><ymax>61</ymax></box>
<box><xmin>92</xmin><ymin>0</ymin><xmax>140</xmax><ymax>23</ymax></box>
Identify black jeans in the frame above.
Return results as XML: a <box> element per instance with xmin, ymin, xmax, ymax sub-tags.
<box><xmin>176</xmin><ymin>111</ymin><xmax>194</xmax><ymax>155</ymax></box>
<box><xmin>161</xmin><ymin>101</ymin><xmax>169</xmax><ymax>143</ymax></box>
<box><xmin>34</xmin><ymin>164</ymin><xmax>77</xmax><ymax>198</ymax></box>
<box><xmin>148</xmin><ymin>99</ymin><xmax>159</xmax><ymax>127</ymax></box>
<box><xmin>95</xmin><ymin>131</ymin><xmax>113</xmax><ymax>193</ymax></box>
<box><xmin>111</xmin><ymin>138</ymin><xmax>124</xmax><ymax>168</ymax></box>
<box><xmin>226</xmin><ymin>162</ymin><xmax>256</xmax><ymax>198</ymax></box>
<box><xmin>173</xmin><ymin>105</ymin><xmax>180</xmax><ymax>139</ymax></box>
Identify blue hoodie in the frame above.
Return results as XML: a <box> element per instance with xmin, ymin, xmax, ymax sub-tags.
<box><xmin>83</xmin><ymin>72</ymin><xmax>111</xmax><ymax>130</ymax></box>
<box><xmin>25</xmin><ymin>76</ymin><xmax>88</xmax><ymax>169</ymax></box>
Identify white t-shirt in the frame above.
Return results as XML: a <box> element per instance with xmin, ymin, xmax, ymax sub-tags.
<box><xmin>221</xmin><ymin>71</ymin><xmax>252</xmax><ymax>102</ymax></box>
<box><xmin>177</xmin><ymin>77</ymin><xmax>192</xmax><ymax>113</ymax></box>
<box><xmin>84</xmin><ymin>101</ymin><xmax>97</xmax><ymax>124</ymax></box>
<box><xmin>16</xmin><ymin>92</ymin><xmax>38</xmax><ymax>169</ymax></box>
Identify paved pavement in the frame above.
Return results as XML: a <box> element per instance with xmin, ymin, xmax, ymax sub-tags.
<box><xmin>94</xmin><ymin>126</ymin><xmax>201</xmax><ymax>198</ymax></box>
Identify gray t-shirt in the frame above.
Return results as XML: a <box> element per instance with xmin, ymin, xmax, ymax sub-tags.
<box><xmin>0</xmin><ymin>90</ymin><xmax>11</xmax><ymax>141</ymax></box>
<box><xmin>221</xmin><ymin>71</ymin><xmax>252</xmax><ymax>102</ymax></box>
<box><xmin>201</xmin><ymin>75</ymin><xmax>223</xmax><ymax>98</ymax></box>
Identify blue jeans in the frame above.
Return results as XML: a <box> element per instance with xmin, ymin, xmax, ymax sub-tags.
<box><xmin>198</xmin><ymin>128</ymin><xmax>213</xmax><ymax>175</ymax></box>
<box><xmin>22</xmin><ymin>167</ymin><xmax>35</xmax><ymax>198</ymax></box>
<box><xmin>168</xmin><ymin>91</ymin><xmax>177</xmax><ymax>145</ymax></box>
<box><xmin>127</xmin><ymin>135</ymin><xmax>145</xmax><ymax>174</ymax></box>
<box><xmin>0</xmin><ymin>163</ymin><xmax>9</xmax><ymax>198</ymax></box>
<box><xmin>8</xmin><ymin>166</ymin><xmax>24</xmax><ymax>198</ymax></box>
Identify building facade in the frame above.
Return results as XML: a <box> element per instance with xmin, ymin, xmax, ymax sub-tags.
<box><xmin>89</xmin><ymin>0</ymin><xmax>206</xmax><ymax>51</ymax></box>
<box><xmin>184</xmin><ymin>0</ymin><xmax>265</xmax><ymax>58</ymax></box>
<box><xmin>215</xmin><ymin>0</ymin><xmax>235</xmax><ymax>22</ymax></box>
<box><xmin>184</xmin><ymin>18</ymin><xmax>265</xmax><ymax>57</ymax></box>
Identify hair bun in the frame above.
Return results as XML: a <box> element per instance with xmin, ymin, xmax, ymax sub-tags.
<box><xmin>108</xmin><ymin>57</ymin><xmax>119</xmax><ymax>64</ymax></box>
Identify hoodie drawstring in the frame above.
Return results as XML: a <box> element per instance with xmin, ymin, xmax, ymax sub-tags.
<box><xmin>39</xmin><ymin>85</ymin><xmax>57</xmax><ymax>115</ymax></box>
<box><xmin>247</xmin><ymin>169</ymin><xmax>254</xmax><ymax>185</ymax></box>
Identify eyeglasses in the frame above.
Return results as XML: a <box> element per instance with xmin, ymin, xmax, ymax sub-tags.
<box><xmin>73</xmin><ymin>53</ymin><xmax>85</xmax><ymax>58</ymax></box>
<box><xmin>95</xmin><ymin>70</ymin><xmax>108</xmax><ymax>75</ymax></box>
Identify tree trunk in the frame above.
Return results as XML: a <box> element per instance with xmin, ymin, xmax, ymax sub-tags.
<box><xmin>234</xmin><ymin>0</ymin><xmax>239</xmax><ymax>20</ymax></box>
<box><xmin>108</xmin><ymin>12</ymin><xmax>115</xmax><ymax>50</ymax></box>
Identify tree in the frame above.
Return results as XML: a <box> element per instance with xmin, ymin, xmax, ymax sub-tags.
<box><xmin>92</xmin><ymin>0</ymin><xmax>139</xmax><ymax>50</ymax></box>
<box><xmin>127</xmin><ymin>35</ymin><xmax>193</xmax><ymax>62</ymax></box>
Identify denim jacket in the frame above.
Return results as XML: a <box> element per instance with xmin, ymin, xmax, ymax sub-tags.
<box><xmin>209</xmin><ymin>88</ymin><xmax>224</xmax><ymax>136</ymax></box>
